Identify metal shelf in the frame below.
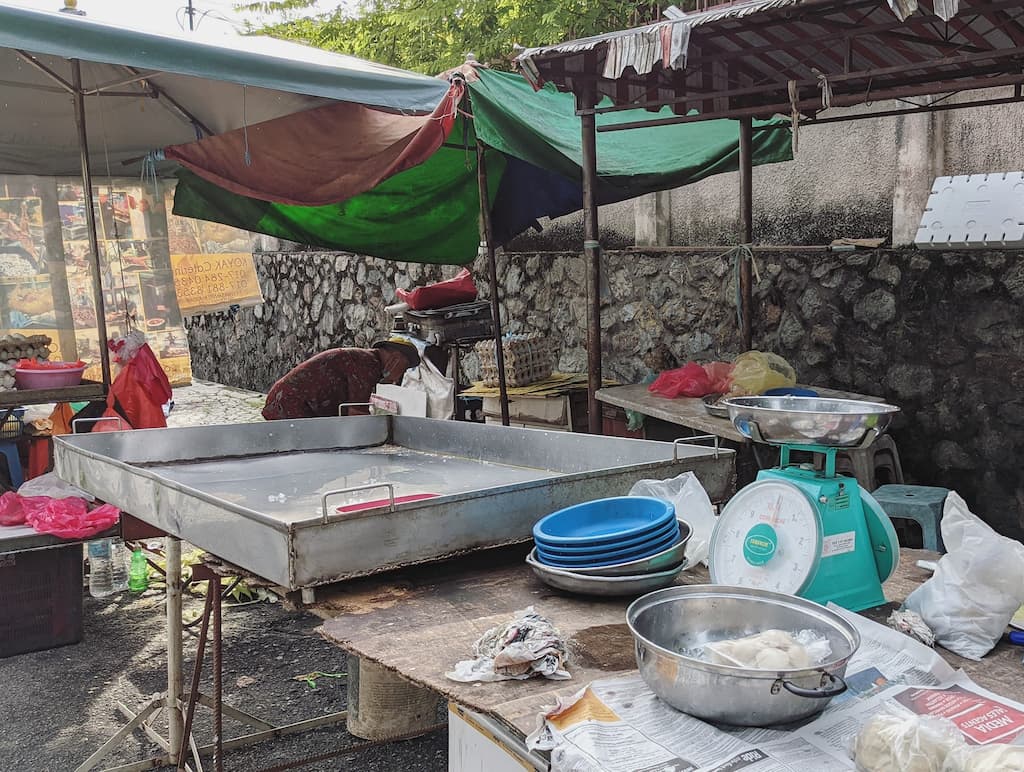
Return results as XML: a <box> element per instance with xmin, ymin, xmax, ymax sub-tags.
<box><xmin>0</xmin><ymin>379</ymin><xmax>106</xmax><ymax>409</ymax></box>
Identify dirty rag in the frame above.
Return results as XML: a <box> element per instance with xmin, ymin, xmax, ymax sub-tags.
<box><xmin>888</xmin><ymin>608</ymin><xmax>935</xmax><ymax>647</ymax></box>
<box><xmin>446</xmin><ymin>606</ymin><xmax>570</xmax><ymax>683</ymax></box>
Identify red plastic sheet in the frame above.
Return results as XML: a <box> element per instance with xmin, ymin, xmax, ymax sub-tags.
<box><xmin>396</xmin><ymin>268</ymin><xmax>477</xmax><ymax>310</ymax></box>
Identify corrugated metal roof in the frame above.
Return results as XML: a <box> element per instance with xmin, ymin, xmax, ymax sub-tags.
<box><xmin>516</xmin><ymin>0</ymin><xmax>1022</xmax><ymax>123</ymax></box>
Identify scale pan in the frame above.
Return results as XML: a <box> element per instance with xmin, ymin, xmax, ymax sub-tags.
<box><xmin>722</xmin><ymin>396</ymin><xmax>899</xmax><ymax>447</ymax></box>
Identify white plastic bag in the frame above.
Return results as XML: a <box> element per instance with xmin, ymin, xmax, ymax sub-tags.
<box><xmin>401</xmin><ymin>355</ymin><xmax>454</xmax><ymax>420</ymax></box>
<box><xmin>942</xmin><ymin>743</ymin><xmax>1024</xmax><ymax>772</ymax></box>
<box><xmin>628</xmin><ymin>472</ymin><xmax>715</xmax><ymax>564</ymax></box>
<box><xmin>903</xmin><ymin>492</ymin><xmax>1024</xmax><ymax>660</ymax></box>
<box><xmin>17</xmin><ymin>471</ymin><xmax>95</xmax><ymax>502</ymax></box>
<box><xmin>851</xmin><ymin>705</ymin><xmax>965</xmax><ymax>772</ymax></box>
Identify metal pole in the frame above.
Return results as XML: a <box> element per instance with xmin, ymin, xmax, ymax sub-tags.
<box><xmin>178</xmin><ymin>583</ymin><xmax>214</xmax><ymax>769</ymax></box>
<box><xmin>738</xmin><ymin>116</ymin><xmax>754</xmax><ymax>352</ymax></box>
<box><xmin>71</xmin><ymin>60</ymin><xmax>113</xmax><ymax>390</ymax></box>
<box><xmin>579</xmin><ymin>87</ymin><xmax>602</xmax><ymax>434</ymax></box>
<box><xmin>213</xmin><ymin>576</ymin><xmax>223</xmax><ymax>772</ymax></box>
<box><xmin>475</xmin><ymin>141</ymin><xmax>510</xmax><ymax>426</ymax></box>
<box><xmin>166</xmin><ymin>537</ymin><xmax>184</xmax><ymax>766</ymax></box>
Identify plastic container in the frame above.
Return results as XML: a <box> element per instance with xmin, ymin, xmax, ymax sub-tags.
<box><xmin>15</xmin><ymin>364</ymin><xmax>86</xmax><ymax>390</ymax></box>
<box><xmin>87</xmin><ymin>538</ymin><xmax>114</xmax><ymax>598</ymax></box>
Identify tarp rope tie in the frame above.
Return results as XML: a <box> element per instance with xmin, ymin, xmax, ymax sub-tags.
<box><xmin>725</xmin><ymin>244</ymin><xmax>756</xmax><ymax>332</ymax></box>
<box><xmin>813</xmin><ymin>68</ymin><xmax>833</xmax><ymax>109</ymax></box>
<box><xmin>787</xmin><ymin>80</ymin><xmax>800</xmax><ymax>155</ymax></box>
<box><xmin>242</xmin><ymin>85</ymin><xmax>252</xmax><ymax>167</ymax></box>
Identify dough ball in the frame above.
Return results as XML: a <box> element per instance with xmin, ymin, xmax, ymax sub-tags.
<box><xmin>759</xmin><ymin>629</ymin><xmax>798</xmax><ymax>649</ymax></box>
<box><xmin>951</xmin><ymin>745</ymin><xmax>1024</xmax><ymax>772</ymax></box>
<box><xmin>854</xmin><ymin>713</ymin><xmax>962</xmax><ymax>772</ymax></box>
<box><xmin>754</xmin><ymin>648</ymin><xmax>792</xmax><ymax>670</ymax></box>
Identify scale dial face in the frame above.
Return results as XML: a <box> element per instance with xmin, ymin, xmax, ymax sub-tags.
<box><xmin>710</xmin><ymin>480</ymin><xmax>823</xmax><ymax>594</ymax></box>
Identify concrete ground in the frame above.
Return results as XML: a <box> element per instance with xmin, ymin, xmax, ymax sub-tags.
<box><xmin>0</xmin><ymin>381</ymin><xmax>450</xmax><ymax>771</ymax></box>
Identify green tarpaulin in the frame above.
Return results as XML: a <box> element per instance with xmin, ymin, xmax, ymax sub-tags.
<box><xmin>172</xmin><ymin>69</ymin><xmax>793</xmax><ymax>264</ymax></box>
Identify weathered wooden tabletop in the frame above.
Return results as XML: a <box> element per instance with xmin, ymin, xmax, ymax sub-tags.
<box><xmin>316</xmin><ymin>546</ymin><xmax>1024</xmax><ymax>738</ymax></box>
<box><xmin>595</xmin><ymin>384</ymin><xmax>886</xmax><ymax>443</ymax></box>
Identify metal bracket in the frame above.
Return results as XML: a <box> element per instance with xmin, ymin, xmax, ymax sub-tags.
<box><xmin>337</xmin><ymin>402</ymin><xmax>373</xmax><ymax>417</ymax></box>
<box><xmin>320</xmin><ymin>483</ymin><xmax>396</xmax><ymax>525</ymax></box>
<box><xmin>71</xmin><ymin>416</ymin><xmax>129</xmax><ymax>432</ymax></box>
<box><xmin>673</xmin><ymin>435</ymin><xmax>720</xmax><ymax>460</ymax></box>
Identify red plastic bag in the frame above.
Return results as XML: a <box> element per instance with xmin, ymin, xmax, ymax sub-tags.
<box><xmin>0</xmin><ymin>491</ymin><xmax>25</xmax><ymax>525</ymax></box>
<box><xmin>703</xmin><ymin>362</ymin><xmax>735</xmax><ymax>394</ymax></box>
<box><xmin>106</xmin><ymin>347</ymin><xmax>168</xmax><ymax>430</ymax></box>
<box><xmin>649</xmin><ymin>362</ymin><xmax>713</xmax><ymax>398</ymax></box>
<box><xmin>24</xmin><ymin>497</ymin><xmax>119</xmax><ymax>539</ymax></box>
<box><xmin>396</xmin><ymin>268</ymin><xmax>477</xmax><ymax>311</ymax></box>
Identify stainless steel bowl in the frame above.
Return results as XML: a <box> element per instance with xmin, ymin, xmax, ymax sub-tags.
<box><xmin>526</xmin><ymin>551</ymin><xmax>686</xmax><ymax>596</ymax></box>
<box><xmin>627</xmin><ymin>585</ymin><xmax>860</xmax><ymax>726</ymax></box>
<box><xmin>569</xmin><ymin>519</ymin><xmax>691</xmax><ymax>576</ymax></box>
<box><xmin>722</xmin><ymin>396</ymin><xmax>899</xmax><ymax>447</ymax></box>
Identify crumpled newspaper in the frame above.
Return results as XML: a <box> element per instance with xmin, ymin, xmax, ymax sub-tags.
<box><xmin>446</xmin><ymin>606</ymin><xmax>571</xmax><ymax>683</ymax></box>
<box><xmin>888</xmin><ymin>608</ymin><xmax>935</xmax><ymax>647</ymax></box>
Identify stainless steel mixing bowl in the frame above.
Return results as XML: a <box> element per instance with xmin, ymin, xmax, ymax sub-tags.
<box><xmin>722</xmin><ymin>396</ymin><xmax>900</xmax><ymax>447</ymax></box>
<box><xmin>627</xmin><ymin>585</ymin><xmax>860</xmax><ymax>726</ymax></box>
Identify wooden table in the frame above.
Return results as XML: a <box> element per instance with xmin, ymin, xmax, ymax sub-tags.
<box><xmin>596</xmin><ymin>384</ymin><xmax>885</xmax><ymax>444</ymax></box>
<box><xmin>315</xmin><ymin>545</ymin><xmax>1024</xmax><ymax>741</ymax></box>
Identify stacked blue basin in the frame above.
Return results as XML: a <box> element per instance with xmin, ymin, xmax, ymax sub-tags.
<box><xmin>533</xmin><ymin>497</ymin><xmax>679</xmax><ymax>569</ymax></box>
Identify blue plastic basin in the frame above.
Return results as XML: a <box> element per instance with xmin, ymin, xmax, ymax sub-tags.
<box><xmin>535</xmin><ymin>518</ymin><xmax>680</xmax><ymax>556</ymax></box>
<box><xmin>535</xmin><ymin>530</ymin><xmax>680</xmax><ymax>568</ymax></box>
<box><xmin>532</xmin><ymin>496</ymin><xmax>675</xmax><ymax>547</ymax></box>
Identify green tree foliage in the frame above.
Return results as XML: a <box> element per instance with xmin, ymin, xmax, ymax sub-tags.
<box><xmin>240</xmin><ymin>0</ymin><xmax>683</xmax><ymax>75</ymax></box>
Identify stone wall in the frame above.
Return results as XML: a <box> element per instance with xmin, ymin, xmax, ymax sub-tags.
<box><xmin>187</xmin><ymin>247</ymin><xmax>1024</xmax><ymax>539</ymax></box>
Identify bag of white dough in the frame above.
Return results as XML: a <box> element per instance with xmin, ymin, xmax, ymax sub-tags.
<box><xmin>942</xmin><ymin>743</ymin><xmax>1024</xmax><ymax>772</ymax></box>
<box><xmin>851</xmin><ymin>705</ymin><xmax>965</xmax><ymax>772</ymax></box>
<box><xmin>703</xmin><ymin>628</ymin><xmax>831</xmax><ymax>669</ymax></box>
<box><xmin>903</xmin><ymin>492</ymin><xmax>1024</xmax><ymax>660</ymax></box>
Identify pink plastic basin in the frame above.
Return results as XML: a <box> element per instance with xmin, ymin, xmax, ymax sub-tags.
<box><xmin>15</xmin><ymin>365</ymin><xmax>86</xmax><ymax>390</ymax></box>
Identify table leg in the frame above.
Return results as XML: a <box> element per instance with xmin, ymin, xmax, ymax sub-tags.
<box><xmin>166</xmin><ymin>537</ymin><xmax>184</xmax><ymax>766</ymax></box>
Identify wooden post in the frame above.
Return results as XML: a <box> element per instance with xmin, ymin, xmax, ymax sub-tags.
<box><xmin>579</xmin><ymin>87</ymin><xmax>602</xmax><ymax>434</ymax></box>
<box><xmin>475</xmin><ymin>141</ymin><xmax>510</xmax><ymax>426</ymax></box>
<box><xmin>738</xmin><ymin>116</ymin><xmax>754</xmax><ymax>351</ymax></box>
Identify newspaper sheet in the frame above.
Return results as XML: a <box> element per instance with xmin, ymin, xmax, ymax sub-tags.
<box><xmin>528</xmin><ymin>606</ymin><xmax>1024</xmax><ymax>772</ymax></box>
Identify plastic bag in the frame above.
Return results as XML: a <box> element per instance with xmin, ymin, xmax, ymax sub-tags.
<box><xmin>24</xmin><ymin>498</ymin><xmax>119</xmax><ymax>539</ymax></box>
<box><xmin>943</xmin><ymin>743</ymin><xmax>1024</xmax><ymax>772</ymax></box>
<box><xmin>17</xmin><ymin>471</ymin><xmax>95</xmax><ymax>502</ymax></box>
<box><xmin>648</xmin><ymin>362</ymin><xmax>712</xmax><ymax>398</ymax></box>
<box><xmin>703</xmin><ymin>361</ymin><xmax>734</xmax><ymax>394</ymax></box>
<box><xmin>0</xmin><ymin>490</ymin><xmax>25</xmax><ymax>525</ymax></box>
<box><xmin>400</xmin><ymin>355</ymin><xmax>454</xmax><ymax>419</ymax></box>
<box><xmin>727</xmin><ymin>351</ymin><xmax>797</xmax><ymax>396</ymax></box>
<box><xmin>396</xmin><ymin>268</ymin><xmax>477</xmax><ymax>311</ymax></box>
<box><xmin>629</xmin><ymin>472</ymin><xmax>716</xmax><ymax>564</ymax></box>
<box><xmin>850</xmin><ymin>706</ymin><xmax>965</xmax><ymax>772</ymax></box>
<box><xmin>903</xmin><ymin>492</ymin><xmax>1024</xmax><ymax>660</ymax></box>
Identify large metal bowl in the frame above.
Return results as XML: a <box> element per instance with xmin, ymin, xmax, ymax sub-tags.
<box><xmin>722</xmin><ymin>396</ymin><xmax>899</xmax><ymax>447</ymax></box>
<box><xmin>627</xmin><ymin>585</ymin><xmax>860</xmax><ymax>726</ymax></box>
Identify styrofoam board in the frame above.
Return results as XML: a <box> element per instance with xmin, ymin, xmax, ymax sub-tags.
<box><xmin>916</xmin><ymin>171</ymin><xmax>1024</xmax><ymax>249</ymax></box>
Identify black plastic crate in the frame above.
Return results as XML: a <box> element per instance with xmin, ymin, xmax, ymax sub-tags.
<box><xmin>0</xmin><ymin>544</ymin><xmax>83</xmax><ymax>658</ymax></box>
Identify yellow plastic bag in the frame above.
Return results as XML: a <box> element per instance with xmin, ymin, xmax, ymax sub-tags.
<box><xmin>727</xmin><ymin>351</ymin><xmax>797</xmax><ymax>396</ymax></box>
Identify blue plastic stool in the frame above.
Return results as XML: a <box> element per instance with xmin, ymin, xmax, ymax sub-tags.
<box><xmin>0</xmin><ymin>439</ymin><xmax>23</xmax><ymax>490</ymax></box>
<box><xmin>871</xmin><ymin>484</ymin><xmax>949</xmax><ymax>553</ymax></box>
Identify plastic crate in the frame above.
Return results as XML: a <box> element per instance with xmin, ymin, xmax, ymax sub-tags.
<box><xmin>0</xmin><ymin>544</ymin><xmax>84</xmax><ymax>658</ymax></box>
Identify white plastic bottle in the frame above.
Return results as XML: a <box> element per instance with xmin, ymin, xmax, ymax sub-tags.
<box><xmin>88</xmin><ymin>538</ymin><xmax>114</xmax><ymax>598</ymax></box>
<box><xmin>110</xmin><ymin>537</ymin><xmax>129</xmax><ymax>592</ymax></box>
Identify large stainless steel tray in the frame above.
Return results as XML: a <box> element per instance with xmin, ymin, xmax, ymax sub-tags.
<box><xmin>722</xmin><ymin>396</ymin><xmax>899</xmax><ymax>447</ymax></box>
<box><xmin>55</xmin><ymin>416</ymin><xmax>734</xmax><ymax>589</ymax></box>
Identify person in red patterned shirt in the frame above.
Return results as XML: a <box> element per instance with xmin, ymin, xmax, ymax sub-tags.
<box><xmin>262</xmin><ymin>341</ymin><xmax>419</xmax><ymax>420</ymax></box>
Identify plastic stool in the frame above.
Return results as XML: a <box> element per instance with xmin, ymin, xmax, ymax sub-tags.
<box><xmin>871</xmin><ymin>484</ymin><xmax>949</xmax><ymax>553</ymax></box>
<box><xmin>0</xmin><ymin>439</ymin><xmax>23</xmax><ymax>490</ymax></box>
<box><xmin>814</xmin><ymin>434</ymin><xmax>905</xmax><ymax>491</ymax></box>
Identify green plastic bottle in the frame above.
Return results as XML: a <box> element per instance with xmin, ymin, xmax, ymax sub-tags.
<box><xmin>128</xmin><ymin>549</ymin><xmax>149</xmax><ymax>593</ymax></box>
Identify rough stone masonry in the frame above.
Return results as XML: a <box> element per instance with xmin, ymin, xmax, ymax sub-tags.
<box><xmin>187</xmin><ymin>247</ymin><xmax>1024</xmax><ymax>540</ymax></box>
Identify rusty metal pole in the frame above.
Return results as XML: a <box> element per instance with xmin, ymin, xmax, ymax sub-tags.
<box><xmin>213</xmin><ymin>576</ymin><xmax>223</xmax><ymax>772</ymax></box>
<box><xmin>475</xmin><ymin>140</ymin><xmax>510</xmax><ymax>426</ymax></box>
<box><xmin>71</xmin><ymin>60</ymin><xmax>113</xmax><ymax>389</ymax></box>
<box><xmin>738</xmin><ymin>116</ymin><xmax>754</xmax><ymax>351</ymax></box>
<box><xmin>579</xmin><ymin>88</ymin><xmax>602</xmax><ymax>434</ymax></box>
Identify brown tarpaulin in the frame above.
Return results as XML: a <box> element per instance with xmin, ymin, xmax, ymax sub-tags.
<box><xmin>164</xmin><ymin>81</ymin><xmax>462</xmax><ymax>207</ymax></box>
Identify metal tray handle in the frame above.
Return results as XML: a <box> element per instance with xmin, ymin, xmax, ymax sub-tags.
<box><xmin>337</xmin><ymin>402</ymin><xmax>373</xmax><ymax>416</ymax></box>
<box><xmin>321</xmin><ymin>483</ymin><xmax>395</xmax><ymax>525</ymax></box>
<box><xmin>71</xmin><ymin>416</ymin><xmax>130</xmax><ymax>432</ymax></box>
<box><xmin>673</xmin><ymin>435</ymin><xmax>721</xmax><ymax>460</ymax></box>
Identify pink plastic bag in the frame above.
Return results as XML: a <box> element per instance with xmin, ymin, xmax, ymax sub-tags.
<box><xmin>649</xmin><ymin>362</ymin><xmax>713</xmax><ymax>398</ymax></box>
<box><xmin>703</xmin><ymin>362</ymin><xmax>735</xmax><ymax>394</ymax></box>
<box><xmin>0</xmin><ymin>491</ymin><xmax>25</xmax><ymax>526</ymax></box>
<box><xmin>24</xmin><ymin>498</ymin><xmax>120</xmax><ymax>540</ymax></box>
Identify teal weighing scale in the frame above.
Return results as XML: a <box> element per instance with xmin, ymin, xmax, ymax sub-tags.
<box><xmin>709</xmin><ymin>396</ymin><xmax>902</xmax><ymax>612</ymax></box>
